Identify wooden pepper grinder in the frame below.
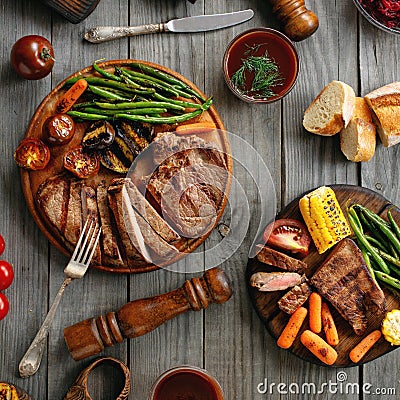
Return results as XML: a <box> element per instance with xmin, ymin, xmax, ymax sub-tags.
<box><xmin>64</xmin><ymin>267</ymin><xmax>233</xmax><ymax>361</ymax></box>
<box><xmin>268</xmin><ymin>0</ymin><xmax>319</xmax><ymax>41</ymax></box>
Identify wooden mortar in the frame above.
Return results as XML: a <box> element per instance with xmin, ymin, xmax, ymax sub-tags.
<box><xmin>64</xmin><ymin>267</ymin><xmax>233</xmax><ymax>361</ymax></box>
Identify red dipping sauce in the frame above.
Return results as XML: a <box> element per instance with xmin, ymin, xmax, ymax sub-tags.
<box><xmin>148</xmin><ymin>366</ymin><xmax>224</xmax><ymax>400</ymax></box>
<box><xmin>223</xmin><ymin>28</ymin><xmax>299</xmax><ymax>103</ymax></box>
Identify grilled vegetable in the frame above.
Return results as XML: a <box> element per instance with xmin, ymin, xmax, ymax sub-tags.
<box><xmin>382</xmin><ymin>309</ymin><xmax>400</xmax><ymax>345</ymax></box>
<box><xmin>299</xmin><ymin>186</ymin><xmax>351</xmax><ymax>254</ymax></box>
<box><xmin>349</xmin><ymin>330</ymin><xmax>382</xmax><ymax>363</ymax></box>
<box><xmin>55</xmin><ymin>79</ymin><xmax>88</xmax><ymax>113</ymax></box>
<box><xmin>82</xmin><ymin>121</ymin><xmax>115</xmax><ymax>150</ymax></box>
<box><xmin>43</xmin><ymin>113</ymin><xmax>75</xmax><ymax>145</ymax></box>
<box><xmin>262</xmin><ymin>219</ymin><xmax>312</xmax><ymax>258</ymax></box>
<box><xmin>0</xmin><ymin>382</ymin><xmax>20</xmax><ymax>399</ymax></box>
<box><xmin>14</xmin><ymin>138</ymin><xmax>50</xmax><ymax>170</ymax></box>
<box><xmin>119</xmin><ymin>120</ymin><xmax>153</xmax><ymax>150</ymax></box>
<box><xmin>63</xmin><ymin>146</ymin><xmax>100</xmax><ymax>178</ymax></box>
<box><xmin>100</xmin><ymin>136</ymin><xmax>135</xmax><ymax>174</ymax></box>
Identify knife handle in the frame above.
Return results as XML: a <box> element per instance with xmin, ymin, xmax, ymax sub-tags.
<box><xmin>268</xmin><ymin>0</ymin><xmax>318</xmax><ymax>41</ymax></box>
<box><xmin>63</xmin><ymin>267</ymin><xmax>233</xmax><ymax>361</ymax></box>
<box><xmin>84</xmin><ymin>24</ymin><xmax>166</xmax><ymax>43</ymax></box>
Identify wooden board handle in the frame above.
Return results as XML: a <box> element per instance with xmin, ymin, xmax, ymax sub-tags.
<box><xmin>268</xmin><ymin>0</ymin><xmax>319</xmax><ymax>41</ymax></box>
<box><xmin>63</xmin><ymin>267</ymin><xmax>233</xmax><ymax>360</ymax></box>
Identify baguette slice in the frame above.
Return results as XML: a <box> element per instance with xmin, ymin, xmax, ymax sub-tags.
<box><xmin>303</xmin><ymin>81</ymin><xmax>356</xmax><ymax>136</ymax></box>
<box><xmin>340</xmin><ymin>97</ymin><xmax>376</xmax><ymax>162</ymax></box>
<box><xmin>364</xmin><ymin>82</ymin><xmax>400</xmax><ymax>147</ymax></box>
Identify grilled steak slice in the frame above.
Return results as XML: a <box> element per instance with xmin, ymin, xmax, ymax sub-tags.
<box><xmin>112</xmin><ymin>178</ymin><xmax>180</xmax><ymax>244</ymax></box>
<box><xmin>250</xmin><ymin>272</ymin><xmax>302</xmax><ymax>292</ymax></box>
<box><xmin>63</xmin><ymin>180</ymin><xmax>83</xmax><ymax>247</ymax></box>
<box><xmin>108</xmin><ymin>184</ymin><xmax>145</xmax><ymax>268</ymax></box>
<box><xmin>36</xmin><ymin>175</ymin><xmax>70</xmax><ymax>234</ymax></box>
<box><xmin>255</xmin><ymin>245</ymin><xmax>307</xmax><ymax>273</ymax></box>
<box><xmin>278</xmin><ymin>282</ymin><xmax>312</xmax><ymax>314</ymax></box>
<box><xmin>120</xmin><ymin>184</ymin><xmax>179</xmax><ymax>264</ymax></box>
<box><xmin>145</xmin><ymin>133</ymin><xmax>228</xmax><ymax>237</ymax></box>
<box><xmin>81</xmin><ymin>185</ymin><xmax>102</xmax><ymax>265</ymax></box>
<box><xmin>97</xmin><ymin>182</ymin><xmax>125</xmax><ymax>268</ymax></box>
<box><xmin>310</xmin><ymin>238</ymin><xmax>386</xmax><ymax>336</ymax></box>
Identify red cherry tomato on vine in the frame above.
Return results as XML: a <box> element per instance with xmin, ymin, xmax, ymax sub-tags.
<box><xmin>0</xmin><ymin>293</ymin><xmax>9</xmax><ymax>321</ymax></box>
<box><xmin>0</xmin><ymin>261</ymin><xmax>14</xmax><ymax>290</ymax></box>
<box><xmin>0</xmin><ymin>235</ymin><xmax>4</xmax><ymax>256</ymax></box>
<box><xmin>10</xmin><ymin>35</ymin><xmax>55</xmax><ymax>80</ymax></box>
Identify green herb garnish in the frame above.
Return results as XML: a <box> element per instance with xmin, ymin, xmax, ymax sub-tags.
<box><xmin>230</xmin><ymin>44</ymin><xmax>284</xmax><ymax>100</ymax></box>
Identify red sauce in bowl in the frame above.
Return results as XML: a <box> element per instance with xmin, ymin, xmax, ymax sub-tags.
<box><xmin>149</xmin><ymin>367</ymin><xmax>224</xmax><ymax>400</ymax></box>
<box><xmin>223</xmin><ymin>28</ymin><xmax>299</xmax><ymax>103</ymax></box>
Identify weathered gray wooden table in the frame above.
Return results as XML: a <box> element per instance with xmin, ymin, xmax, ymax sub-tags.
<box><xmin>1</xmin><ymin>0</ymin><xmax>399</xmax><ymax>398</ymax></box>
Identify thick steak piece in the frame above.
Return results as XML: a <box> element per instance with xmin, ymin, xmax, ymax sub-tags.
<box><xmin>97</xmin><ymin>182</ymin><xmax>125</xmax><ymax>268</ymax></box>
<box><xmin>278</xmin><ymin>282</ymin><xmax>312</xmax><ymax>314</ymax></box>
<box><xmin>310</xmin><ymin>238</ymin><xmax>386</xmax><ymax>336</ymax></box>
<box><xmin>255</xmin><ymin>245</ymin><xmax>307</xmax><ymax>273</ymax></box>
<box><xmin>63</xmin><ymin>180</ymin><xmax>83</xmax><ymax>247</ymax></box>
<box><xmin>113</xmin><ymin>178</ymin><xmax>180</xmax><ymax>244</ymax></box>
<box><xmin>250</xmin><ymin>272</ymin><xmax>302</xmax><ymax>292</ymax></box>
<box><xmin>36</xmin><ymin>175</ymin><xmax>70</xmax><ymax>234</ymax></box>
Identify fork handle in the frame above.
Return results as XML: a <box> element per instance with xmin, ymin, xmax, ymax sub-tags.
<box><xmin>19</xmin><ymin>277</ymin><xmax>73</xmax><ymax>378</ymax></box>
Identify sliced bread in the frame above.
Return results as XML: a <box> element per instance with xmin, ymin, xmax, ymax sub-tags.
<box><xmin>303</xmin><ymin>80</ymin><xmax>356</xmax><ymax>136</ymax></box>
<box><xmin>340</xmin><ymin>97</ymin><xmax>376</xmax><ymax>162</ymax></box>
<box><xmin>364</xmin><ymin>82</ymin><xmax>400</xmax><ymax>147</ymax></box>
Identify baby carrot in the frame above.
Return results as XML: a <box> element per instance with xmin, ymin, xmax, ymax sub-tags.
<box><xmin>175</xmin><ymin>121</ymin><xmax>217</xmax><ymax>135</ymax></box>
<box><xmin>277</xmin><ymin>307</ymin><xmax>308</xmax><ymax>349</ymax></box>
<box><xmin>56</xmin><ymin>78</ymin><xmax>88</xmax><ymax>113</ymax></box>
<box><xmin>321</xmin><ymin>302</ymin><xmax>339</xmax><ymax>346</ymax></box>
<box><xmin>309</xmin><ymin>292</ymin><xmax>322</xmax><ymax>333</ymax></box>
<box><xmin>349</xmin><ymin>330</ymin><xmax>382</xmax><ymax>363</ymax></box>
<box><xmin>300</xmin><ymin>330</ymin><xmax>338</xmax><ymax>365</ymax></box>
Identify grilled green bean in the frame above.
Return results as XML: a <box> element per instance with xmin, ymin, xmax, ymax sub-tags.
<box><xmin>67</xmin><ymin>111</ymin><xmax>110</xmax><ymax>120</ymax></box>
<box><xmin>88</xmin><ymin>85</ymin><xmax>127</xmax><ymax>100</ymax></box>
<box><xmin>374</xmin><ymin>270</ymin><xmax>400</xmax><ymax>290</ymax></box>
<box><xmin>93</xmin><ymin>101</ymin><xmax>185</xmax><ymax>111</ymax></box>
<box><xmin>151</xmin><ymin>93</ymin><xmax>202</xmax><ymax>109</ymax></box>
<box><xmin>81</xmin><ymin>107</ymin><xmax>168</xmax><ymax>116</ymax></box>
<box><xmin>371</xmin><ymin>246</ymin><xmax>400</xmax><ymax>268</ymax></box>
<box><xmin>93</xmin><ymin>62</ymin><xmax>123</xmax><ymax>82</ymax></box>
<box><xmin>388</xmin><ymin>210</ymin><xmax>400</xmax><ymax>242</ymax></box>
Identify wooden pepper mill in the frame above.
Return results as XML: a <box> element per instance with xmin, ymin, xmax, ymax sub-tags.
<box><xmin>268</xmin><ymin>0</ymin><xmax>319</xmax><ymax>41</ymax></box>
<box><xmin>64</xmin><ymin>267</ymin><xmax>233</xmax><ymax>361</ymax></box>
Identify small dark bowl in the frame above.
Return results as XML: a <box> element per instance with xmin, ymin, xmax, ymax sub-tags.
<box><xmin>223</xmin><ymin>28</ymin><xmax>299</xmax><ymax>104</ymax></box>
<box><xmin>352</xmin><ymin>0</ymin><xmax>400</xmax><ymax>35</ymax></box>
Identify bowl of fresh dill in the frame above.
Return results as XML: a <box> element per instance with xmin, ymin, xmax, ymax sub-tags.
<box><xmin>223</xmin><ymin>28</ymin><xmax>299</xmax><ymax>103</ymax></box>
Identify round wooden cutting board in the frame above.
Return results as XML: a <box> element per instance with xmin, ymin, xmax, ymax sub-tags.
<box><xmin>247</xmin><ymin>185</ymin><xmax>400</xmax><ymax>367</ymax></box>
<box><xmin>20</xmin><ymin>60</ymin><xmax>231</xmax><ymax>273</ymax></box>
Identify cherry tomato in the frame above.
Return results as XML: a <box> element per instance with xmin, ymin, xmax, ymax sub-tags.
<box><xmin>43</xmin><ymin>114</ymin><xmax>75</xmax><ymax>145</ymax></box>
<box><xmin>0</xmin><ymin>293</ymin><xmax>9</xmax><ymax>321</ymax></box>
<box><xmin>0</xmin><ymin>261</ymin><xmax>14</xmax><ymax>290</ymax></box>
<box><xmin>0</xmin><ymin>235</ymin><xmax>4</xmax><ymax>256</ymax></box>
<box><xmin>14</xmin><ymin>138</ymin><xmax>51</xmax><ymax>170</ymax></box>
<box><xmin>63</xmin><ymin>146</ymin><xmax>100</xmax><ymax>179</ymax></box>
<box><xmin>10</xmin><ymin>35</ymin><xmax>55</xmax><ymax>80</ymax></box>
<box><xmin>263</xmin><ymin>219</ymin><xmax>312</xmax><ymax>258</ymax></box>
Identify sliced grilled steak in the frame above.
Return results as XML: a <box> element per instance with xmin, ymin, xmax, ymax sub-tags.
<box><xmin>81</xmin><ymin>185</ymin><xmax>101</xmax><ymax>265</ymax></box>
<box><xmin>250</xmin><ymin>272</ymin><xmax>302</xmax><ymax>292</ymax></box>
<box><xmin>112</xmin><ymin>178</ymin><xmax>180</xmax><ymax>244</ymax></box>
<box><xmin>278</xmin><ymin>282</ymin><xmax>312</xmax><ymax>314</ymax></box>
<box><xmin>63</xmin><ymin>180</ymin><xmax>83</xmax><ymax>247</ymax></box>
<box><xmin>120</xmin><ymin>184</ymin><xmax>179</xmax><ymax>264</ymax></box>
<box><xmin>108</xmin><ymin>183</ymin><xmax>146</xmax><ymax>268</ymax></box>
<box><xmin>97</xmin><ymin>182</ymin><xmax>125</xmax><ymax>268</ymax></box>
<box><xmin>256</xmin><ymin>245</ymin><xmax>307</xmax><ymax>273</ymax></box>
<box><xmin>310</xmin><ymin>238</ymin><xmax>386</xmax><ymax>336</ymax></box>
<box><xmin>36</xmin><ymin>175</ymin><xmax>70</xmax><ymax>234</ymax></box>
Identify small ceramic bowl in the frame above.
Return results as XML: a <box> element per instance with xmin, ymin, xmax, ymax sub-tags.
<box><xmin>223</xmin><ymin>28</ymin><xmax>299</xmax><ymax>104</ymax></box>
<box><xmin>41</xmin><ymin>0</ymin><xmax>101</xmax><ymax>24</ymax></box>
<box><xmin>353</xmin><ymin>0</ymin><xmax>400</xmax><ymax>35</ymax></box>
<box><xmin>147</xmin><ymin>366</ymin><xmax>224</xmax><ymax>400</ymax></box>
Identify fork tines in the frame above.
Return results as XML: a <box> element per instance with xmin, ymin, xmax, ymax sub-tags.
<box><xmin>72</xmin><ymin>219</ymin><xmax>102</xmax><ymax>266</ymax></box>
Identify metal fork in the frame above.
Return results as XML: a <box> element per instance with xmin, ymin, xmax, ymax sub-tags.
<box><xmin>19</xmin><ymin>220</ymin><xmax>101</xmax><ymax>378</ymax></box>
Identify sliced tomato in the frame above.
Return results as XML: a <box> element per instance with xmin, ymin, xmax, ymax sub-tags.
<box><xmin>14</xmin><ymin>138</ymin><xmax>50</xmax><ymax>170</ymax></box>
<box><xmin>63</xmin><ymin>146</ymin><xmax>100</xmax><ymax>179</ymax></box>
<box><xmin>43</xmin><ymin>113</ymin><xmax>75</xmax><ymax>145</ymax></box>
<box><xmin>263</xmin><ymin>219</ymin><xmax>312</xmax><ymax>258</ymax></box>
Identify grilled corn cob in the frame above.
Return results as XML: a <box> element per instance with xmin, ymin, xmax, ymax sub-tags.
<box><xmin>382</xmin><ymin>309</ymin><xmax>400</xmax><ymax>346</ymax></box>
<box><xmin>299</xmin><ymin>186</ymin><xmax>351</xmax><ymax>254</ymax></box>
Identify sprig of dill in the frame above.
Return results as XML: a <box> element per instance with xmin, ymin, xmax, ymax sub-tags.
<box><xmin>230</xmin><ymin>44</ymin><xmax>284</xmax><ymax>100</ymax></box>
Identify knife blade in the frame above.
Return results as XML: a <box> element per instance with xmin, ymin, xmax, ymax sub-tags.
<box><xmin>84</xmin><ymin>9</ymin><xmax>254</xmax><ymax>43</ymax></box>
